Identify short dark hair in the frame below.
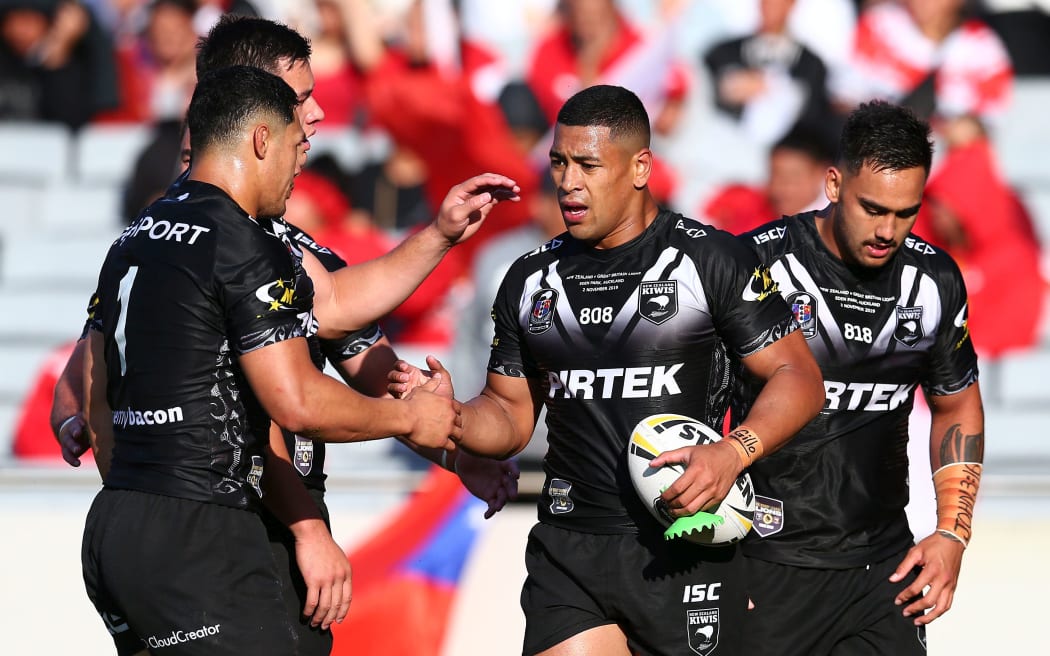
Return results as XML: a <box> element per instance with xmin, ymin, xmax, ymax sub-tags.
<box><xmin>195</xmin><ymin>14</ymin><xmax>311</xmax><ymax>78</ymax></box>
<box><xmin>556</xmin><ymin>84</ymin><xmax>651</xmax><ymax>147</ymax></box>
<box><xmin>837</xmin><ymin>100</ymin><xmax>933</xmax><ymax>177</ymax></box>
<box><xmin>187</xmin><ymin>66</ymin><xmax>298</xmax><ymax>154</ymax></box>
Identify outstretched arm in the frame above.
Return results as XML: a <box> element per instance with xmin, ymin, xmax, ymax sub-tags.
<box><xmin>892</xmin><ymin>382</ymin><xmax>984</xmax><ymax>625</ymax></box>
<box><xmin>307</xmin><ymin>173</ymin><xmax>519</xmax><ymax>335</ymax></box>
<box><xmin>652</xmin><ymin>330</ymin><xmax>825</xmax><ymax>516</ymax></box>
<box><xmin>239</xmin><ymin>336</ymin><xmax>460</xmax><ymax>450</ymax></box>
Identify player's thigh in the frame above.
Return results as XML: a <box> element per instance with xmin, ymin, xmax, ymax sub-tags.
<box><xmin>535</xmin><ymin>625</ymin><xmax>632</xmax><ymax>656</ymax></box>
<box><xmin>830</xmin><ymin>553</ymin><xmax>927</xmax><ymax>656</ymax></box>
<box><xmin>520</xmin><ymin>524</ymin><xmax>616</xmax><ymax>655</ymax></box>
<box><xmin>87</xmin><ymin>489</ymin><xmax>297</xmax><ymax>655</ymax></box>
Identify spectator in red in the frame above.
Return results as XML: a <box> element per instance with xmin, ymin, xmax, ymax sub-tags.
<box><xmin>833</xmin><ymin>0</ymin><xmax>1013</xmax><ymax>122</ymax></box>
<box><xmin>702</xmin><ymin>127</ymin><xmax>832</xmax><ymax>235</ymax></box>
<box><xmin>914</xmin><ymin>115</ymin><xmax>1046</xmax><ymax>358</ymax></box>
<box><xmin>302</xmin><ymin>0</ymin><xmax>366</xmax><ymax>127</ymax></box>
<box><xmin>337</xmin><ymin>0</ymin><xmax>538</xmax><ymax>265</ymax></box>
<box><xmin>524</xmin><ymin>0</ymin><xmax>690</xmax><ymax>137</ymax></box>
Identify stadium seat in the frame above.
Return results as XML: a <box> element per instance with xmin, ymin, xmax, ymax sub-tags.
<box><xmin>0</xmin><ymin>122</ymin><xmax>72</xmax><ymax>185</ymax></box>
<box><xmin>994</xmin><ymin>79</ymin><xmax>1050</xmax><ymax>188</ymax></box>
<box><xmin>995</xmin><ymin>349</ymin><xmax>1050</xmax><ymax>406</ymax></box>
<box><xmin>74</xmin><ymin>123</ymin><xmax>153</xmax><ymax>187</ymax></box>
<box><xmin>0</xmin><ymin>344</ymin><xmax>54</xmax><ymax>402</ymax></box>
<box><xmin>0</xmin><ymin>233</ymin><xmax>115</xmax><ymax>287</ymax></box>
<box><xmin>0</xmin><ymin>184</ymin><xmax>41</xmax><ymax>238</ymax></box>
<box><xmin>38</xmin><ymin>182</ymin><xmax>123</xmax><ymax>236</ymax></box>
<box><xmin>0</xmin><ymin>285</ymin><xmax>94</xmax><ymax>343</ymax></box>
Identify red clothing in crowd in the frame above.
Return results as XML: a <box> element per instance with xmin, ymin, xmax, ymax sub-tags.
<box><xmin>840</xmin><ymin>2</ymin><xmax>1013</xmax><ymax>119</ymax></box>
<box><xmin>12</xmin><ymin>341</ymin><xmax>86</xmax><ymax>461</ymax></box>
<box><xmin>361</xmin><ymin>45</ymin><xmax>538</xmax><ymax>266</ymax></box>
<box><xmin>525</xmin><ymin>14</ymin><xmax>688</xmax><ymax>128</ymax></box>
<box><xmin>915</xmin><ymin>137</ymin><xmax>1045</xmax><ymax>357</ymax></box>
<box><xmin>702</xmin><ymin>184</ymin><xmax>778</xmax><ymax>236</ymax></box>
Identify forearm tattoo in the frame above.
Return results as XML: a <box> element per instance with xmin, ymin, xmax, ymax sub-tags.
<box><xmin>936</xmin><ymin>423</ymin><xmax>984</xmax><ymax>468</ymax></box>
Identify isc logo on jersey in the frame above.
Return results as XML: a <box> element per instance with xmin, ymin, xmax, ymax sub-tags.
<box><xmin>674</xmin><ymin>219</ymin><xmax>707</xmax><ymax>238</ymax></box>
<box><xmin>751</xmin><ymin>225</ymin><xmax>786</xmax><ymax>244</ymax></box>
<box><xmin>904</xmin><ymin>236</ymin><xmax>936</xmax><ymax>255</ymax></box>
<box><xmin>627</xmin><ymin>414</ymin><xmax>755</xmax><ymax>546</ymax></box>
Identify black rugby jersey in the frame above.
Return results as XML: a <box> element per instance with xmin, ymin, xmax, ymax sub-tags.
<box><xmin>89</xmin><ymin>180</ymin><xmax>314</xmax><ymax>510</ymax></box>
<box><xmin>737</xmin><ymin>211</ymin><xmax>978</xmax><ymax>568</ymax></box>
<box><xmin>271</xmin><ymin>220</ymin><xmax>386</xmax><ymax>501</ymax></box>
<box><xmin>489</xmin><ymin>210</ymin><xmax>796</xmax><ymax>533</ymax></box>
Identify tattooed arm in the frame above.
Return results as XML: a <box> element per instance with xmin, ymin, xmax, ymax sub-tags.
<box><xmin>891</xmin><ymin>382</ymin><xmax>985</xmax><ymax>626</ymax></box>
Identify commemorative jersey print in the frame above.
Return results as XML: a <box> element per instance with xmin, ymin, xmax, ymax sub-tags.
<box><xmin>738</xmin><ymin>212</ymin><xmax>979</xmax><ymax>567</ymax></box>
<box><xmin>490</xmin><ymin>211</ymin><xmax>795</xmax><ymax>530</ymax></box>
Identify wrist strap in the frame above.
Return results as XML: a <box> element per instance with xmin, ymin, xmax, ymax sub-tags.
<box><xmin>725</xmin><ymin>426</ymin><xmax>764</xmax><ymax>468</ymax></box>
<box><xmin>59</xmin><ymin>415</ymin><xmax>80</xmax><ymax>435</ymax></box>
<box><xmin>932</xmin><ymin>462</ymin><xmax>982</xmax><ymax>548</ymax></box>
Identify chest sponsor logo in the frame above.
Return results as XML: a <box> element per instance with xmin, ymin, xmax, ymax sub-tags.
<box><xmin>893</xmin><ymin>306</ymin><xmax>924</xmax><ymax>347</ymax></box>
<box><xmin>741</xmin><ymin>266</ymin><xmax>779</xmax><ymax>302</ymax></box>
<box><xmin>294</xmin><ymin>436</ymin><xmax>314</xmax><ymax>476</ymax></box>
<box><xmin>824</xmin><ymin>381</ymin><xmax>916</xmax><ymax>411</ymax></box>
<box><xmin>752</xmin><ymin>495</ymin><xmax>784</xmax><ymax>537</ymax></box>
<box><xmin>547</xmin><ymin>364</ymin><xmax>683</xmax><ymax>399</ymax></box>
<box><xmin>787</xmin><ymin>291</ymin><xmax>818</xmax><ymax>338</ymax></box>
<box><xmin>119</xmin><ymin>215</ymin><xmax>212</xmax><ymax>245</ymax></box>
<box><xmin>548</xmin><ymin>478</ymin><xmax>574</xmax><ymax>514</ymax></box>
<box><xmin>687</xmin><ymin>608</ymin><xmax>720</xmax><ymax>656</ymax></box>
<box><xmin>528</xmin><ymin>289</ymin><xmax>559</xmax><ymax>334</ymax></box>
<box><xmin>638</xmin><ymin>281</ymin><xmax>678</xmax><ymax>325</ymax></box>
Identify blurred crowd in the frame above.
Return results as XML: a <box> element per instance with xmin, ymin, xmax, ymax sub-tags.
<box><xmin>5</xmin><ymin>0</ymin><xmax>1050</xmax><ymax>456</ymax></box>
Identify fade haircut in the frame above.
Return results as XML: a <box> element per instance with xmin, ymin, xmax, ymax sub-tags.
<box><xmin>556</xmin><ymin>85</ymin><xmax>651</xmax><ymax>148</ymax></box>
<box><xmin>196</xmin><ymin>14</ymin><xmax>311</xmax><ymax>78</ymax></box>
<box><xmin>187</xmin><ymin>66</ymin><xmax>298</xmax><ymax>155</ymax></box>
<box><xmin>837</xmin><ymin>100</ymin><xmax>933</xmax><ymax>177</ymax></box>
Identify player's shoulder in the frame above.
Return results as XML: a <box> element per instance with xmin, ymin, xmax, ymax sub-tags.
<box><xmin>660</xmin><ymin>211</ymin><xmax>757</xmax><ymax>261</ymax></box>
<box><xmin>897</xmin><ymin>230</ymin><xmax>963</xmax><ymax>277</ymax></box>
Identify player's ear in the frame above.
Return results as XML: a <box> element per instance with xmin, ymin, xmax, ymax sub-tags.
<box><xmin>633</xmin><ymin>147</ymin><xmax>653</xmax><ymax>190</ymax></box>
<box><xmin>825</xmin><ymin>166</ymin><xmax>842</xmax><ymax>204</ymax></box>
<box><xmin>252</xmin><ymin>123</ymin><xmax>270</xmax><ymax>160</ymax></box>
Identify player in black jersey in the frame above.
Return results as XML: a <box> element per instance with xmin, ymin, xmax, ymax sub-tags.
<box><xmin>80</xmin><ymin>66</ymin><xmax>466</xmax><ymax>656</ymax></box>
<box><xmin>391</xmin><ymin>85</ymin><xmax>825</xmax><ymax>656</ymax></box>
<box><xmin>736</xmin><ymin>101</ymin><xmax>985</xmax><ymax>655</ymax></box>
<box><xmin>63</xmin><ymin>16</ymin><xmax>519</xmax><ymax>655</ymax></box>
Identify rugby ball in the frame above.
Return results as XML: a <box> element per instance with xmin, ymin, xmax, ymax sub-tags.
<box><xmin>627</xmin><ymin>414</ymin><xmax>755</xmax><ymax>546</ymax></box>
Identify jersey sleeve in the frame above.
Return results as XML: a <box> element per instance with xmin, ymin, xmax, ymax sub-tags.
<box><xmin>486</xmin><ymin>261</ymin><xmax>539</xmax><ymax>379</ymax></box>
<box><xmin>701</xmin><ymin>230</ymin><xmax>797</xmax><ymax>359</ymax></box>
<box><xmin>923</xmin><ymin>254</ymin><xmax>979</xmax><ymax>396</ymax></box>
<box><xmin>217</xmin><ymin>230</ymin><xmax>309</xmax><ymax>356</ymax></box>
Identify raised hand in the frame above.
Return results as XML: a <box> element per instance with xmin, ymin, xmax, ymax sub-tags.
<box><xmin>435</xmin><ymin>173</ymin><xmax>521</xmax><ymax>245</ymax></box>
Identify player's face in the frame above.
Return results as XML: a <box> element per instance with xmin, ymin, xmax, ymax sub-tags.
<box><xmin>550</xmin><ymin>123</ymin><xmax>650</xmax><ymax>249</ymax></box>
<box><xmin>823</xmin><ymin>162</ymin><xmax>926</xmax><ymax>269</ymax></box>
<box><xmin>260</xmin><ymin>116</ymin><xmax>307</xmax><ymax>219</ymax></box>
<box><xmin>277</xmin><ymin>58</ymin><xmax>325</xmax><ymax>145</ymax></box>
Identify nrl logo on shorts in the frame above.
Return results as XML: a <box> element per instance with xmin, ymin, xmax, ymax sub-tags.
<box><xmin>687</xmin><ymin>608</ymin><xmax>719</xmax><ymax>655</ymax></box>
<box><xmin>787</xmin><ymin>291</ymin><xmax>818</xmax><ymax>338</ymax></box>
<box><xmin>294</xmin><ymin>436</ymin><xmax>313</xmax><ymax>476</ymax></box>
<box><xmin>638</xmin><ymin>281</ymin><xmax>678</xmax><ymax>325</ymax></box>
<box><xmin>547</xmin><ymin>478</ymin><xmax>574</xmax><ymax>514</ymax></box>
<box><xmin>528</xmin><ymin>289</ymin><xmax>559</xmax><ymax>334</ymax></box>
<box><xmin>893</xmin><ymin>306</ymin><xmax>924</xmax><ymax>347</ymax></box>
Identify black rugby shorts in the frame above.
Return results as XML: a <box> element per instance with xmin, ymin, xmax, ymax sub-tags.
<box><xmin>520</xmin><ymin>522</ymin><xmax>747</xmax><ymax>656</ymax></box>
<box><xmin>82</xmin><ymin>488</ymin><xmax>298</xmax><ymax>655</ymax></box>
<box><xmin>743</xmin><ymin>548</ymin><xmax>927</xmax><ymax>655</ymax></box>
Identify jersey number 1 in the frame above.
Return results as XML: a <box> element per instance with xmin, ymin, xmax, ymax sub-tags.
<box><xmin>115</xmin><ymin>266</ymin><xmax>139</xmax><ymax>376</ymax></box>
